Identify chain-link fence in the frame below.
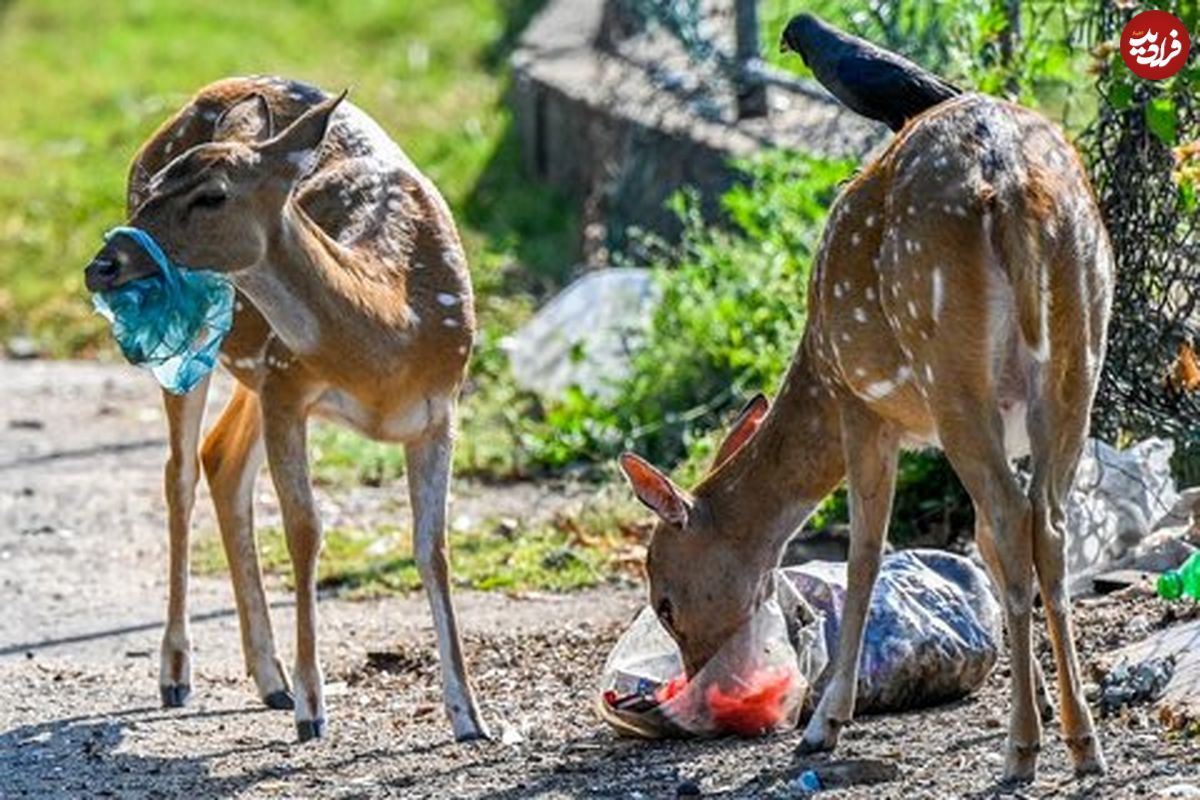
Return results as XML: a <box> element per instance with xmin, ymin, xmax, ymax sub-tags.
<box><xmin>1081</xmin><ymin>1</ymin><xmax>1200</xmax><ymax>484</ymax></box>
<box><xmin>619</xmin><ymin>0</ymin><xmax>1200</xmax><ymax>484</ymax></box>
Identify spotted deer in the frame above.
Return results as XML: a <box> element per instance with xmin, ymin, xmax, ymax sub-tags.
<box><xmin>83</xmin><ymin>77</ymin><xmax>488</xmax><ymax>742</ymax></box>
<box><xmin>620</xmin><ymin>94</ymin><xmax>1110</xmax><ymax>782</ymax></box>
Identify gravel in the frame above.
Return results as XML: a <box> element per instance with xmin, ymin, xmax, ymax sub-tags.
<box><xmin>1</xmin><ymin>360</ymin><xmax>1197</xmax><ymax>798</ymax></box>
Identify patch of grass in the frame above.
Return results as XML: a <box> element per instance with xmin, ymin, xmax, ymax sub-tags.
<box><xmin>192</xmin><ymin>492</ymin><xmax>648</xmax><ymax>597</ymax></box>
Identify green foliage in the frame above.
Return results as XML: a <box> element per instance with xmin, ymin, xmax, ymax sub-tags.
<box><xmin>524</xmin><ymin>152</ymin><xmax>855</xmax><ymax>469</ymax></box>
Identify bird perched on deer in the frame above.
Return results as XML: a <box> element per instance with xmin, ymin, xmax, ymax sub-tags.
<box><xmin>780</xmin><ymin>13</ymin><xmax>962</xmax><ymax>132</ymax></box>
<box><xmin>624</xmin><ymin>21</ymin><xmax>1112</xmax><ymax>782</ymax></box>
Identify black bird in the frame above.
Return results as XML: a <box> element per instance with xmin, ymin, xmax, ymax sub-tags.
<box><xmin>780</xmin><ymin>13</ymin><xmax>962</xmax><ymax>132</ymax></box>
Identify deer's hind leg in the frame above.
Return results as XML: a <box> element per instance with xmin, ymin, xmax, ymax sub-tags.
<box><xmin>934</xmin><ymin>391</ymin><xmax>1041</xmax><ymax>783</ymax></box>
<box><xmin>160</xmin><ymin>380</ymin><xmax>210</xmax><ymax>708</ymax></box>
<box><xmin>974</xmin><ymin>515</ymin><xmax>1056</xmax><ymax>724</ymax></box>
<box><xmin>1026</xmin><ymin>357</ymin><xmax>1106</xmax><ymax>775</ymax></box>
<box><xmin>202</xmin><ymin>382</ymin><xmax>293</xmax><ymax>709</ymax></box>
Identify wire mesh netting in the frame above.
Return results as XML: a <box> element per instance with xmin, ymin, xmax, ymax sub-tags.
<box><xmin>1081</xmin><ymin>1</ymin><xmax>1200</xmax><ymax>482</ymax></box>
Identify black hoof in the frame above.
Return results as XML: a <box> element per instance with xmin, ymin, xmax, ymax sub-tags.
<box><xmin>455</xmin><ymin>727</ymin><xmax>492</xmax><ymax>743</ymax></box>
<box><xmin>160</xmin><ymin>684</ymin><xmax>191</xmax><ymax>708</ymax></box>
<box><xmin>264</xmin><ymin>690</ymin><xmax>295</xmax><ymax>711</ymax></box>
<box><xmin>296</xmin><ymin>718</ymin><xmax>326</xmax><ymax>743</ymax></box>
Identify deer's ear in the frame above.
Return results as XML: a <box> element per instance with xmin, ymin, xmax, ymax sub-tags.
<box><xmin>259</xmin><ymin>90</ymin><xmax>347</xmax><ymax>179</ymax></box>
<box><xmin>214</xmin><ymin>94</ymin><xmax>275</xmax><ymax>143</ymax></box>
<box><xmin>620</xmin><ymin>453</ymin><xmax>691</xmax><ymax>527</ymax></box>
<box><xmin>712</xmin><ymin>393</ymin><xmax>769</xmax><ymax>470</ymax></box>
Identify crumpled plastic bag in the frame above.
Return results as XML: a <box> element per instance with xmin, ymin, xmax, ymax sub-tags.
<box><xmin>784</xmin><ymin>549</ymin><xmax>1002</xmax><ymax>713</ymax></box>
<box><xmin>597</xmin><ymin>550</ymin><xmax>999</xmax><ymax>737</ymax></box>
<box><xmin>91</xmin><ymin>227</ymin><xmax>234</xmax><ymax>395</ymax></box>
<box><xmin>502</xmin><ymin>268</ymin><xmax>659</xmax><ymax>400</ymax></box>
<box><xmin>596</xmin><ymin>590</ymin><xmax>825</xmax><ymax>738</ymax></box>
<box><xmin>1063</xmin><ymin>438</ymin><xmax>1180</xmax><ymax>595</ymax></box>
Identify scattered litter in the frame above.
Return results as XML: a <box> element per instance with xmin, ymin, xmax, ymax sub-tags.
<box><xmin>500</xmin><ymin>722</ymin><xmax>525</xmax><ymax>745</ymax></box>
<box><xmin>503</xmin><ymin>268</ymin><xmax>659</xmax><ymax>399</ymax></box>
<box><xmin>1099</xmin><ymin>656</ymin><xmax>1176</xmax><ymax>717</ymax></box>
<box><xmin>1064</xmin><ymin>438</ymin><xmax>1180</xmax><ymax>595</ymax></box>
<box><xmin>1158</xmin><ymin>552</ymin><xmax>1200</xmax><ymax>600</ymax></box>
<box><xmin>4</xmin><ymin>336</ymin><xmax>42</xmax><ymax>360</ymax></box>
<box><xmin>596</xmin><ymin>550</ymin><xmax>999</xmax><ymax>737</ymax></box>
<box><xmin>763</xmin><ymin>759</ymin><xmax>900</xmax><ymax>796</ymax></box>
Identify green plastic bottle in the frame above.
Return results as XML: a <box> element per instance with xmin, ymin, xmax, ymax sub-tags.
<box><xmin>1157</xmin><ymin>552</ymin><xmax>1200</xmax><ymax>600</ymax></box>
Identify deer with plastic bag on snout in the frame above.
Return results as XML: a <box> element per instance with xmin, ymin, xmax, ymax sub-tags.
<box><xmin>83</xmin><ymin>77</ymin><xmax>487</xmax><ymax>743</ymax></box>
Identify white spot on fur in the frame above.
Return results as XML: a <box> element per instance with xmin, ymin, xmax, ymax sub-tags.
<box><xmin>925</xmin><ymin>364</ymin><xmax>935</xmax><ymax>383</ymax></box>
<box><xmin>443</xmin><ymin>250</ymin><xmax>465</xmax><ymax>270</ymax></box>
<box><xmin>851</xmin><ymin>232</ymin><xmax>862</xmax><ymax>247</ymax></box>
<box><xmin>865</xmin><ymin>287</ymin><xmax>876</xmax><ymax>301</ymax></box>
<box><xmin>853</xmin><ymin>307</ymin><xmax>868</xmax><ymax>323</ymax></box>
<box><xmin>853</xmin><ymin>367</ymin><xmax>867</xmax><ymax>378</ymax></box>
<box><xmin>840</xmin><ymin>332</ymin><xmax>852</xmax><ymax>343</ymax></box>
<box><xmin>436</xmin><ymin>293</ymin><xmax>460</xmax><ymax>307</ymax></box>
<box><xmin>861</xmin><ymin>379</ymin><xmax>897</xmax><ymax>401</ymax></box>
<box><xmin>907</xmin><ymin>301</ymin><xmax>918</xmax><ymax>319</ymax></box>
<box><xmin>833</xmin><ymin>283</ymin><xmax>845</xmax><ymax>299</ymax></box>
<box><xmin>931</xmin><ymin>269</ymin><xmax>945</xmax><ymax>323</ymax></box>
<box><xmin>443</xmin><ymin>318</ymin><xmax>460</xmax><ymax>328</ymax></box>
<box><xmin>865</xmin><ymin>214</ymin><xmax>876</xmax><ymax>227</ymax></box>
<box><xmin>907</xmin><ymin>205</ymin><xmax>916</xmax><ymax>216</ymax></box>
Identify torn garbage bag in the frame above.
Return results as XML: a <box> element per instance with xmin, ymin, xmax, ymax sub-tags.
<box><xmin>597</xmin><ymin>549</ymin><xmax>1001</xmax><ymax>737</ymax></box>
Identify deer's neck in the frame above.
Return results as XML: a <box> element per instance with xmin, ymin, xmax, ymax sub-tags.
<box><xmin>697</xmin><ymin>338</ymin><xmax>846</xmax><ymax>567</ymax></box>
<box><xmin>237</xmin><ymin>203</ymin><xmax>406</xmax><ymax>356</ymax></box>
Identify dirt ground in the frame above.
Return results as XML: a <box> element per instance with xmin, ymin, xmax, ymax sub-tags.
<box><xmin>1</xmin><ymin>360</ymin><xmax>1197</xmax><ymax>799</ymax></box>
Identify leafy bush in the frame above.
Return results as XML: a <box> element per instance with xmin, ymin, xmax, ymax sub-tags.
<box><xmin>524</xmin><ymin>151</ymin><xmax>855</xmax><ymax>470</ymax></box>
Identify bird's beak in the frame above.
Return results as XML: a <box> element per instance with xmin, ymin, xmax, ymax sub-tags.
<box><xmin>779</xmin><ymin>35</ymin><xmax>791</xmax><ymax>54</ymax></box>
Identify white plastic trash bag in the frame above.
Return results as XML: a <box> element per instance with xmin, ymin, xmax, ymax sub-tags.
<box><xmin>1064</xmin><ymin>438</ymin><xmax>1180</xmax><ymax>595</ymax></box>
<box><xmin>503</xmin><ymin>268</ymin><xmax>659</xmax><ymax>400</ymax></box>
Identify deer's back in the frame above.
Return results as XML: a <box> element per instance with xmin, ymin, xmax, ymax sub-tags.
<box><xmin>804</xmin><ymin>94</ymin><xmax>1111</xmax><ymax>449</ymax></box>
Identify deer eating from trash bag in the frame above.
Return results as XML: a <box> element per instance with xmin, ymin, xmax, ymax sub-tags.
<box><xmin>82</xmin><ymin>77</ymin><xmax>487</xmax><ymax>743</ymax></box>
<box><xmin>620</xmin><ymin>92</ymin><xmax>1111</xmax><ymax>783</ymax></box>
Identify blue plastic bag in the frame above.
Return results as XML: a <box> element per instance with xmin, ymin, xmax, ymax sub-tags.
<box><xmin>91</xmin><ymin>227</ymin><xmax>234</xmax><ymax>395</ymax></box>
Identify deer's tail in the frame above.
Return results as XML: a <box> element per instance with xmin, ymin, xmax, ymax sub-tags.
<box><xmin>987</xmin><ymin>179</ymin><xmax>1049</xmax><ymax>363</ymax></box>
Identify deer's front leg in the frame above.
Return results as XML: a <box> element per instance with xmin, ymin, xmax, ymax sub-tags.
<box><xmin>799</xmin><ymin>405</ymin><xmax>898</xmax><ymax>753</ymax></box>
<box><xmin>159</xmin><ymin>378</ymin><xmax>210</xmax><ymax>708</ymax></box>
<box><xmin>262</xmin><ymin>396</ymin><xmax>326</xmax><ymax>742</ymax></box>
<box><xmin>406</xmin><ymin>419</ymin><xmax>490</xmax><ymax>741</ymax></box>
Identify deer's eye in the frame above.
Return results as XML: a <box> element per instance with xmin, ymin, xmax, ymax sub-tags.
<box><xmin>656</xmin><ymin>597</ymin><xmax>674</xmax><ymax>629</ymax></box>
<box><xmin>187</xmin><ymin>189</ymin><xmax>227</xmax><ymax>212</ymax></box>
